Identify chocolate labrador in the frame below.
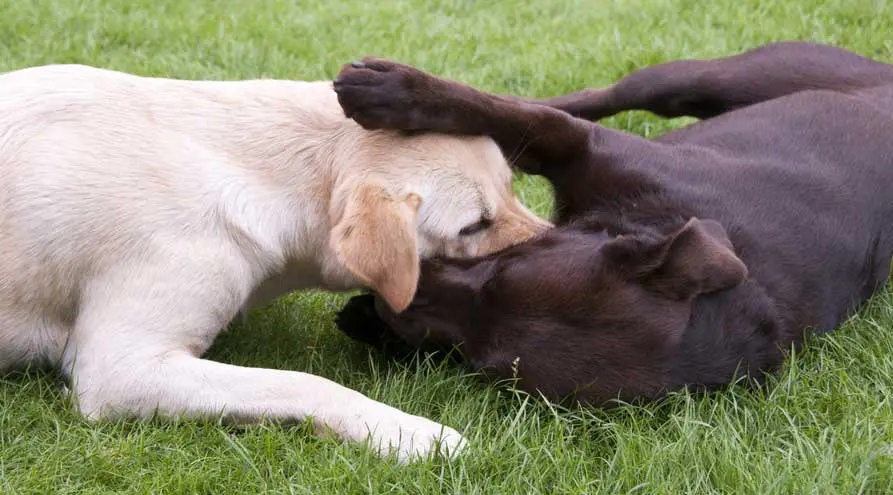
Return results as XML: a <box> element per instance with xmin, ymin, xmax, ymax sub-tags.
<box><xmin>332</xmin><ymin>41</ymin><xmax>893</xmax><ymax>405</ymax></box>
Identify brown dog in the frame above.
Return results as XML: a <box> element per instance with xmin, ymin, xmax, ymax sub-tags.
<box><xmin>332</xmin><ymin>42</ymin><xmax>893</xmax><ymax>405</ymax></box>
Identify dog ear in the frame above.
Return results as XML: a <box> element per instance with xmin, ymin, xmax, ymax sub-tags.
<box><xmin>605</xmin><ymin>218</ymin><xmax>747</xmax><ymax>300</ymax></box>
<box><xmin>330</xmin><ymin>184</ymin><xmax>422</xmax><ymax>313</ymax></box>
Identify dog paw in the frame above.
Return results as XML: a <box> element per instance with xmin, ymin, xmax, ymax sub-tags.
<box><xmin>369</xmin><ymin>413</ymin><xmax>467</xmax><ymax>463</ymax></box>
<box><xmin>333</xmin><ymin>57</ymin><xmax>433</xmax><ymax>131</ymax></box>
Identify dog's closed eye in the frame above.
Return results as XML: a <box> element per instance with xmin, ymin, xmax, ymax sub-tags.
<box><xmin>459</xmin><ymin>217</ymin><xmax>493</xmax><ymax>236</ymax></box>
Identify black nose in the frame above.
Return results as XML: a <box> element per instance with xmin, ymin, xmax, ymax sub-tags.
<box><xmin>410</xmin><ymin>296</ymin><xmax>431</xmax><ymax>307</ymax></box>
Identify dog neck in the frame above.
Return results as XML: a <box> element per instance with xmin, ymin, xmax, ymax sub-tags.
<box><xmin>146</xmin><ymin>79</ymin><xmax>393</xmax><ymax>294</ymax></box>
<box><xmin>667</xmin><ymin>279</ymin><xmax>790</xmax><ymax>392</ymax></box>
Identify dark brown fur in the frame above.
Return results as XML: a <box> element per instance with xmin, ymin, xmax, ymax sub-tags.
<box><xmin>332</xmin><ymin>42</ymin><xmax>893</xmax><ymax>405</ymax></box>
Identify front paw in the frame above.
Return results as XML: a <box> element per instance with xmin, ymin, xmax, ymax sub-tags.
<box><xmin>333</xmin><ymin>57</ymin><xmax>434</xmax><ymax>131</ymax></box>
<box><xmin>369</xmin><ymin>413</ymin><xmax>467</xmax><ymax>463</ymax></box>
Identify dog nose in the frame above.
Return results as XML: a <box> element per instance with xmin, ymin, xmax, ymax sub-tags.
<box><xmin>410</xmin><ymin>296</ymin><xmax>430</xmax><ymax>307</ymax></box>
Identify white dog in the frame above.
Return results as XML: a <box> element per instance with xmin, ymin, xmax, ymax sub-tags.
<box><xmin>0</xmin><ymin>64</ymin><xmax>549</xmax><ymax>461</ymax></box>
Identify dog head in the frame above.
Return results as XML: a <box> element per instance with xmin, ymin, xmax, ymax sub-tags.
<box><xmin>365</xmin><ymin>217</ymin><xmax>748</xmax><ymax>403</ymax></box>
<box><xmin>329</xmin><ymin>132</ymin><xmax>550</xmax><ymax>313</ymax></box>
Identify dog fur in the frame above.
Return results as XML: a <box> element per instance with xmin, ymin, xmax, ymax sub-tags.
<box><xmin>332</xmin><ymin>42</ymin><xmax>893</xmax><ymax>405</ymax></box>
<box><xmin>0</xmin><ymin>64</ymin><xmax>549</xmax><ymax>461</ymax></box>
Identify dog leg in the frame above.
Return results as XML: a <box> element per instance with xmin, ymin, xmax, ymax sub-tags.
<box><xmin>528</xmin><ymin>41</ymin><xmax>893</xmax><ymax>121</ymax></box>
<box><xmin>63</xmin><ymin>252</ymin><xmax>464</xmax><ymax>463</ymax></box>
<box><xmin>334</xmin><ymin>58</ymin><xmax>673</xmax><ymax>221</ymax></box>
<box><xmin>334</xmin><ymin>58</ymin><xmax>593</xmax><ymax>176</ymax></box>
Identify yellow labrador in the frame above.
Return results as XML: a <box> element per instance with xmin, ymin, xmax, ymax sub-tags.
<box><xmin>0</xmin><ymin>64</ymin><xmax>549</xmax><ymax>461</ymax></box>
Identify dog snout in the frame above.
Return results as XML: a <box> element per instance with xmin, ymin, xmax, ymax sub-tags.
<box><xmin>477</xmin><ymin>214</ymin><xmax>551</xmax><ymax>255</ymax></box>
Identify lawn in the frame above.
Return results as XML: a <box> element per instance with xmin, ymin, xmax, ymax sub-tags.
<box><xmin>2</xmin><ymin>0</ymin><xmax>893</xmax><ymax>492</ymax></box>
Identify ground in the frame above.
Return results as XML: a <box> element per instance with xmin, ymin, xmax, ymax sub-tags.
<box><xmin>1</xmin><ymin>0</ymin><xmax>892</xmax><ymax>493</ymax></box>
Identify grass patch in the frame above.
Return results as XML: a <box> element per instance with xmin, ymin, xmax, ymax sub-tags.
<box><xmin>2</xmin><ymin>0</ymin><xmax>893</xmax><ymax>492</ymax></box>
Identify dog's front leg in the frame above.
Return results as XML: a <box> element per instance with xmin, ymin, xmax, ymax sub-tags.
<box><xmin>333</xmin><ymin>58</ymin><xmax>592</xmax><ymax>177</ymax></box>
<box><xmin>333</xmin><ymin>58</ymin><xmax>667</xmax><ymax>222</ymax></box>
<box><xmin>63</xmin><ymin>251</ymin><xmax>464</xmax><ymax>462</ymax></box>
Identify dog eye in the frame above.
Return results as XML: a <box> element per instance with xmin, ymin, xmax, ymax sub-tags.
<box><xmin>459</xmin><ymin>217</ymin><xmax>493</xmax><ymax>236</ymax></box>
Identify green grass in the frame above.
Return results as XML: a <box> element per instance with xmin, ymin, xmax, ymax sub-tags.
<box><xmin>2</xmin><ymin>0</ymin><xmax>893</xmax><ymax>492</ymax></box>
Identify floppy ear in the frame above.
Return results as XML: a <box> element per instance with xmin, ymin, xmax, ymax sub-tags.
<box><xmin>330</xmin><ymin>184</ymin><xmax>422</xmax><ymax>313</ymax></box>
<box><xmin>606</xmin><ymin>218</ymin><xmax>747</xmax><ymax>300</ymax></box>
<box><xmin>645</xmin><ymin>218</ymin><xmax>748</xmax><ymax>299</ymax></box>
